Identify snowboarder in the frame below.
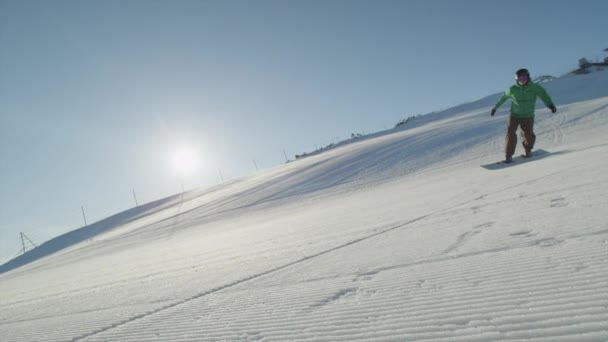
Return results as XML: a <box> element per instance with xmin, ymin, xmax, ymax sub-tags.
<box><xmin>491</xmin><ymin>68</ymin><xmax>556</xmax><ymax>163</ymax></box>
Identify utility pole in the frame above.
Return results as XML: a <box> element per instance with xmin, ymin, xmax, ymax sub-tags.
<box><xmin>23</xmin><ymin>233</ymin><xmax>37</xmax><ymax>248</ymax></box>
<box><xmin>132</xmin><ymin>188</ymin><xmax>139</xmax><ymax>207</ymax></box>
<box><xmin>283</xmin><ymin>149</ymin><xmax>289</xmax><ymax>162</ymax></box>
<box><xmin>20</xmin><ymin>232</ymin><xmax>26</xmax><ymax>254</ymax></box>
<box><xmin>253</xmin><ymin>160</ymin><xmax>259</xmax><ymax>171</ymax></box>
<box><xmin>20</xmin><ymin>232</ymin><xmax>38</xmax><ymax>254</ymax></box>
<box><xmin>218</xmin><ymin>168</ymin><xmax>224</xmax><ymax>182</ymax></box>
<box><xmin>81</xmin><ymin>206</ymin><xmax>88</xmax><ymax>226</ymax></box>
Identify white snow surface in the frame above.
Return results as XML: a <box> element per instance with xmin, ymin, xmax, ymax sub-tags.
<box><xmin>1</xmin><ymin>72</ymin><xmax>608</xmax><ymax>341</ymax></box>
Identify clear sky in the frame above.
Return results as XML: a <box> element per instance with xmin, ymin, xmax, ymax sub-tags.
<box><xmin>1</xmin><ymin>0</ymin><xmax>606</xmax><ymax>261</ymax></box>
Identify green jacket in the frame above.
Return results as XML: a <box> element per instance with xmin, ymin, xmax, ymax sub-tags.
<box><xmin>494</xmin><ymin>81</ymin><xmax>554</xmax><ymax>118</ymax></box>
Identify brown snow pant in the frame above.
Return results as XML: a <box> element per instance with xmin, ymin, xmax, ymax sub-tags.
<box><xmin>505</xmin><ymin>115</ymin><xmax>535</xmax><ymax>157</ymax></box>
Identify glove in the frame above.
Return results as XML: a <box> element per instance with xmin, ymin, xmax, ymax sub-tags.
<box><xmin>549</xmin><ymin>104</ymin><xmax>557</xmax><ymax>113</ymax></box>
<box><xmin>491</xmin><ymin>108</ymin><xmax>496</xmax><ymax>116</ymax></box>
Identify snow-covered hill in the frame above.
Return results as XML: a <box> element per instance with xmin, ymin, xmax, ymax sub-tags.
<box><xmin>1</xmin><ymin>71</ymin><xmax>608</xmax><ymax>341</ymax></box>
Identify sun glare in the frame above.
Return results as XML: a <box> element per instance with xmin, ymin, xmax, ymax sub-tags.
<box><xmin>171</xmin><ymin>144</ymin><xmax>200</xmax><ymax>175</ymax></box>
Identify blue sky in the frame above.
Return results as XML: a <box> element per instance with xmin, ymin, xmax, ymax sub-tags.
<box><xmin>1</xmin><ymin>0</ymin><xmax>606</xmax><ymax>261</ymax></box>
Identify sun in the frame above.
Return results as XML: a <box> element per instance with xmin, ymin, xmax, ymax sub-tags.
<box><xmin>171</xmin><ymin>144</ymin><xmax>200</xmax><ymax>175</ymax></box>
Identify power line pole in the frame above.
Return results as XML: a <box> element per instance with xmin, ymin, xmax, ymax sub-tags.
<box><xmin>81</xmin><ymin>206</ymin><xmax>88</xmax><ymax>226</ymax></box>
<box><xmin>132</xmin><ymin>188</ymin><xmax>139</xmax><ymax>207</ymax></box>
<box><xmin>20</xmin><ymin>232</ymin><xmax>38</xmax><ymax>254</ymax></box>
<box><xmin>23</xmin><ymin>233</ymin><xmax>37</xmax><ymax>248</ymax></box>
<box><xmin>283</xmin><ymin>149</ymin><xmax>289</xmax><ymax>162</ymax></box>
<box><xmin>253</xmin><ymin>160</ymin><xmax>259</xmax><ymax>171</ymax></box>
<box><xmin>20</xmin><ymin>232</ymin><xmax>26</xmax><ymax>254</ymax></box>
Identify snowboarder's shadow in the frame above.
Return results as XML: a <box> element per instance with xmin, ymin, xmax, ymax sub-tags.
<box><xmin>482</xmin><ymin>149</ymin><xmax>569</xmax><ymax>170</ymax></box>
<box><xmin>527</xmin><ymin>149</ymin><xmax>569</xmax><ymax>161</ymax></box>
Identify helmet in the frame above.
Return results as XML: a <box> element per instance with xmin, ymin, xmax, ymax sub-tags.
<box><xmin>515</xmin><ymin>68</ymin><xmax>530</xmax><ymax>80</ymax></box>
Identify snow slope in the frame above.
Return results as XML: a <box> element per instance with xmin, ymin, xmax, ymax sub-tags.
<box><xmin>1</xmin><ymin>71</ymin><xmax>607</xmax><ymax>341</ymax></box>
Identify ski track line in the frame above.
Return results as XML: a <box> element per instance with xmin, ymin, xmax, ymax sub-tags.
<box><xmin>180</xmin><ymin>257</ymin><xmax>608</xmax><ymax>322</ymax></box>
<box><xmin>94</xmin><ymin>316</ymin><xmax>608</xmax><ymax>342</ymax></box>
<box><xmin>89</xmin><ymin>307</ymin><xmax>608</xmax><ymax>342</ymax></box>
<box><xmin>312</xmin><ymin>229</ymin><xmax>608</xmax><ymax>285</ymax></box>
<box><xmin>191</xmin><ymin>246</ymin><xmax>604</xmax><ymax>329</ymax></box>
<box><xmin>286</xmin><ymin>266</ymin><xmax>608</xmax><ymax>315</ymax></box>
<box><xmin>251</xmin><ymin>252</ymin><xmax>607</xmax><ymax>301</ymax></box>
<box><xmin>69</xmin><ymin>214</ymin><xmax>432</xmax><ymax>342</ymax></box>
<box><xmin>440</xmin><ymin>229</ymin><xmax>482</xmax><ymax>254</ymax></box>
<box><xmin>224</xmin><ymin>257</ymin><xmax>608</xmax><ymax>318</ymax></box>
<box><xmin>129</xmin><ymin>293</ymin><xmax>608</xmax><ymax>340</ymax></box>
<box><xmin>72</xmin><ymin>209</ymin><xmax>608</xmax><ymax>340</ymax></box>
<box><xmin>3</xmin><ymin>219</ymin><xmax>602</xmax><ymax>334</ymax></box>
<box><xmin>77</xmin><ymin>234</ymin><xmax>608</xmax><ymax>341</ymax></box>
<box><xmin>69</xmin><ymin>187</ymin><xmax>525</xmax><ymax>342</ymax></box>
<box><xmin>322</xmin><ymin>267</ymin><xmax>604</xmax><ymax>308</ymax></box>
<box><xmin>3</xmin><ymin>220</ymin><xmax>376</xmax><ymax>308</ymax></box>
<box><xmin>135</xmin><ymin>285</ymin><xmax>608</xmax><ymax>331</ymax></box>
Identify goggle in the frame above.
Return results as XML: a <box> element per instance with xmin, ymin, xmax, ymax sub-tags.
<box><xmin>517</xmin><ymin>74</ymin><xmax>529</xmax><ymax>81</ymax></box>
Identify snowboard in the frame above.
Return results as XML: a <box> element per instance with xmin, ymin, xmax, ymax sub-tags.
<box><xmin>481</xmin><ymin>149</ymin><xmax>550</xmax><ymax>170</ymax></box>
